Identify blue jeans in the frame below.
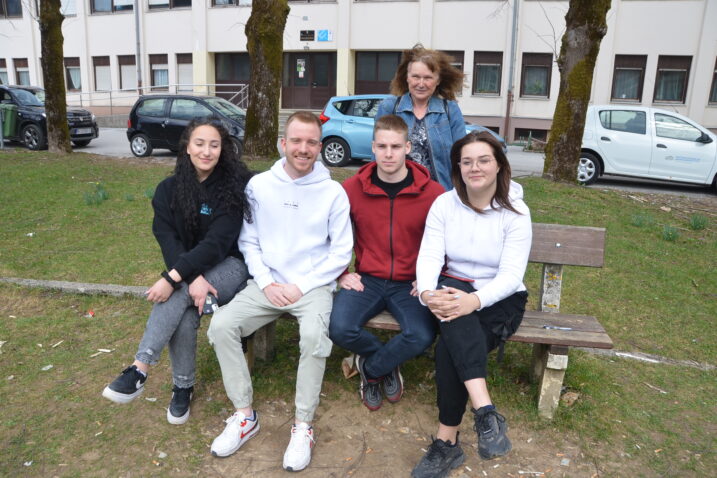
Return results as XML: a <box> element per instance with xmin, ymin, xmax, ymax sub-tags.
<box><xmin>329</xmin><ymin>274</ymin><xmax>437</xmax><ymax>378</ymax></box>
<box><xmin>135</xmin><ymin>256</ymin><xmax>249</xmax><ymax>388</ymax></box>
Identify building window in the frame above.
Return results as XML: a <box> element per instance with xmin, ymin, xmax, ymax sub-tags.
<box><xmin>177</xmin><ymin>53</ymin><xmax>193</xmax><ymax>92</ymax></box>
<box><xmin>442</xmin><ymin>51</ymin><xmax>464</xmax><ymax>72</ymax></box>
<box><xmin>148</xmin><ymin>0</ymin><xmax>192</xmax><ymax>9</ymax></box>
<box><xmin>14</xmin><ymin>58</ymin><xmax>30</xmax><ymax>85</ymax></box>
<box><xmin>442</xmin><ymin>51</ymin><xmax>464</xmax><ymax>96</ymax></box>
<box><xmin>709</xmin><ymin>59</ymin><xmax>717</xmax><ymax>104</ymax></box>
<box><xmin>91</xmin><ymin>0</ymin><xmax>133</xmax><ymax>13</ymax></box>
<box><xmin>64</xmin><ymin>57</ymin><xmax>81</xmax><ymax>92</ymax></box>
<box><xmin>514</xmin><ymin>128</ymin><xmax>548</xmax><ymax>142</ymax></box>
<box><xmin>1</xmin><ymin>0</ymin><xmax>23</xmax><ymax>18</ymax></box>
<box><xmin>0</xmin><ymin>59</ymin><xmax>7</xmax><ymax>85</ymax></box>
<box><xmin>150</xmin><ymin>54</ymin><xmax>169</xmax><ymax>91</ymax></box>
<box><xmin>118</xmin><ymin>55</ymin><xmax>137</xmax><ymax>90</ymax></box>
<box><xmin>355</xmin><ymin>51</ymin><xmax>401</xmax><ymax>95</ymax></box>
<box><xmin>60</xmin><ymin>0</ymin><xmax>76</xmax><ymax>15</ymax></box>
<box><xmin>93</xmin><ymin>56</ymin><xmax>111</xmax><ymax>91</ymax></box>
<box><xmin>520</xmin><ymin>53</ymin><xmax>552</xmax><ymax>98</ymax></box>
<box><xmin>653</xmin><ymin>55</ymin><xmax>691</xmax><ymax>104</ymax></box>
<box><xmin>611</xmin><ymin>55</ymin><xmax>646</xmax><ymax>102</ymax></box>
<box><xmin>473</xmin><ymin>51</ymin><xmax>502</xmax><ymax>95</ymax></box>
<box><xmin>212</xmin><ymin>0</ymin><xmax>251</xmax><ymax>5</ymax></box>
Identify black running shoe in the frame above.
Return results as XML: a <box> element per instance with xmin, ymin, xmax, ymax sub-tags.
<box><xmin>411</xmin><ymin>435</ymin><xmax>465</xmax><ymax>478</ymax></box>
<box><xmin>473</xmin><ymin>406</ymin><xmax>512</xmax><ymax>460</ymax></box>
<box><xmin>167</xmin><ymin>385</ymin><xmax>193</xmax><ymax>425</ymax></box>
<box><xmin>102</xmin><ymin>365</ymin><xmax>146</xmax><ymax>404</ymax></box>
<box><xmin>382</xmin><ymin>365</ymin><xmax>404</xmax><ymax>403</ymax></box>
<box><xmin>356</xmin><ymin>355</ymin><xmax>383</xmax><ymax>411</ymax></box>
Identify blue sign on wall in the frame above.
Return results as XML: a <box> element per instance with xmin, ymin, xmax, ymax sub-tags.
<box><xmin>317</xmin><ymin>30</ymin><xmax>333</xmax><ymax>42</ymax></box>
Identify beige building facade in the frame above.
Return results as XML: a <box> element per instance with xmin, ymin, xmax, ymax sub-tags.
<box><xmin>1</xmin><ymin>0</ymin><xmax>716</xmax><ymax>140</ymax></box>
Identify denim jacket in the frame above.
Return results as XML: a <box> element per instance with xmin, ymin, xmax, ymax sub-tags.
<box><xmin>376</xmin><ymin>93</ymin><xmax>466</xmax><ymax>190</ymax></box>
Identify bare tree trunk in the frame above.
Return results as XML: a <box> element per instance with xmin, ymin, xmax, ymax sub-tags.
<box><xmin>243</xmin><ymin>0</ymin><xmax>290</xmax><ymax>160</ymax></box>
<box><xmin>542</xmin><ymin>0</ymin><xmax>610</xmax><ymax>183</ymax></box>
<box><xmin>39</xmin><ymin>0</ymin><xmax>71</xmax><ymax>154</ymax></box>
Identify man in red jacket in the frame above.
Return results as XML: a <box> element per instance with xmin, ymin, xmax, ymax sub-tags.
<box><xmin>329</xmin><ymin>115</ymin><xmax>444</xmax><ymax>411</ymax></box>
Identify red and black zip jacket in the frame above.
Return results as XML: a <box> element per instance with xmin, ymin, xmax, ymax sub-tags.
<box><xmin>342</xmin><ymin>161</ymin><xmax>444</xmax><ymax>281</ymax></box>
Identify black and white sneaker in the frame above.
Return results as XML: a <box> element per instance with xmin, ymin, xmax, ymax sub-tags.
<box><xmin>102</xmin><ymin>365</ymin><xmax>146</xmax><ymax>404</ymax></box>
<box><xmin>167</xmin><ymin>385</ymin><xmax>193</xmax><ymax>425</ymax></box>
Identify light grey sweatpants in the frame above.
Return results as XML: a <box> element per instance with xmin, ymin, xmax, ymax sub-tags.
<box><xmin>207</xmin><ymin>280</ymin><xmax>334</xmax><ymax>423</ymax></box>
<box><xmin>135</xmin><ymin>256</ymin><xmax>249</xmax><ymax>388</ymax></box>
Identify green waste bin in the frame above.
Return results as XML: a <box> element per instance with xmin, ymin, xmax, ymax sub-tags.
<box><xmin>0</xmin><ymin>103</ymin><xmax>18</xmax><ymax>138</ymax></box>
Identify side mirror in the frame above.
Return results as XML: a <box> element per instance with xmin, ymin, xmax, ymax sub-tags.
<box><xmin>698</xmin><ymin>132</ymin><xmax>713</xmax><ymax>144</ymax></box>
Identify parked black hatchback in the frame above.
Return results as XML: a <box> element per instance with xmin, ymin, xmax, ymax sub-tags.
<box><xmin>0</xmin><ymin>85</ymin><xmax>99</xmax><ymax>150</ymax></box>
<box><xmin>126</xmin><ymin>95</ymin><xmax>246</xmax><ymax>157</ymax></box>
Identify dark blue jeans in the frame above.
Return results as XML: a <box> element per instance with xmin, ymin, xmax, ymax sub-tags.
<box><xmin>329</xmin><ymin>274</ymin><xmax>437</xmax><ymax>378</ymax></box>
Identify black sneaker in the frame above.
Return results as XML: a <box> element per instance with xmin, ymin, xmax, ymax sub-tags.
<box><xmin>102</xmin><ymin>365</ymin><xmax>146</xmax><ymax>404</ymax></box>
<box><xmin>356</xmin><ymin>355</ymin><xmax>383</xmax><ymax>411</ymax></box>
<box><xmin>411</xmin><ymin>435</ymin><xmax>465</xmax><ymax>478</ymax></box>
<box><xmin>473</xmin><ymin>406</ymin><xmax>512</xmax><ymax>460</ymax></box>
<box><xmin>382</xmin><ymin>365</ymin><xmax>404</xmax><ymax>403</ymax></box>
<box><xmin>167</xmin><ymin>385</ymin><xmax>193</xmax><ymax>425</ymax></box>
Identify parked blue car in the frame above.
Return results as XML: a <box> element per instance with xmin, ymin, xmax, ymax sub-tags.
<box><xmin>319</xmin><ymin>94</ymin><xmax>505</xmax><ymax>167</ymax></box>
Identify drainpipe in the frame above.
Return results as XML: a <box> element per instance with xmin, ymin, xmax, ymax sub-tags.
<box><xmin>135</xmin><ymin>0</ymin><xmax>143</xmax><ymax>93</ymax></box>
<box><xmin>504</xmin><ymin>0</ymin><xmax>519</xmax><ymax>142</ymax></box>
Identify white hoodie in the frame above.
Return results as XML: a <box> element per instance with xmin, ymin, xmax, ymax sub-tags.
<box><xmin>416</xmin><ymin>180</ymin><xmax>532</xmax><ymax>310</ymax></box>
<box><xmin>239</xmin><ymin>158</ymin><xmax>353</xmax><ymax>295</ymax></box>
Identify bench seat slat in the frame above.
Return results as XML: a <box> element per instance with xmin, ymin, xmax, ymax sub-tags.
<box><xmin>364</xmin><ymin>310</ymin><xmax>613</xmax><ymax>349</ymax></box>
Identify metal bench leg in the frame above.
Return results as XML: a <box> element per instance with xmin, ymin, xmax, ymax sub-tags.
<box><xmin>536</xmin><ymin>345</ymin><xmax>568</xmax><ymax>419</ymax></box>
<box><xmin>252</xmin><ymin>322</ymin><xmax>276</xmax><ymax>362</ymax></box>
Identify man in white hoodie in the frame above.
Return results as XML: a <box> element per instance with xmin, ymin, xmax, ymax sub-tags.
<box><xmin>207</xmin><ymin>111</ymin><xmax>353</xmax><ymax>472</ymax></box>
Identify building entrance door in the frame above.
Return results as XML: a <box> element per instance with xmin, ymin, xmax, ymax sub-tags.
<box><xmin>282</xmin><ymin>52</ymin><xmax>335</xmax><ymax>109</ymax></box>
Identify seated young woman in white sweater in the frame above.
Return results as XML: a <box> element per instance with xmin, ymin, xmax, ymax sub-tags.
<box><xmin>412</xmin><ymin>131</ymin><xmax>532</xmax><ymax>478</ymax></box>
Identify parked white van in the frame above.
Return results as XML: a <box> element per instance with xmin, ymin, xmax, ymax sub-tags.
<box><xmin>579</xmin><ymin>105</ymin><xmax>717</xmax><ymax>190</ymax></box>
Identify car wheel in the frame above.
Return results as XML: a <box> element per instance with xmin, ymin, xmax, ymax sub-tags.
<box><xmin>230</xmin><ymin>137</ymin><xmax>243</xmax><ymax>159</ymax></box>
<box><xmin>321</xmin><ymin>137</ymin><xmax>351</xmax><ymax>167</ymax></box>
<box><xmin>22</xmin><ymin>124</ymin><xmax>47</xmax><ymax>151</ymax></box>
<box><xmin>72</xmin><ymin>140</ymin><xmax>91</xmax><ymax>148</ymax></box>
<box><xmin>577</xmin><ymin>152</ymin><xmax>601</xmax><ymax>185</ymax></box>
<box><xmin>130</xmin><ymin>133</ymin><xmax>153</xmax><ymax>157</ymax></box>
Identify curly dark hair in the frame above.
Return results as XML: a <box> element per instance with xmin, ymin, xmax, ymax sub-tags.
<box><xmin>171</xmin><ymin>117</ymin><xmax>253</xmax><ymax>240</ymax></box>
<box><xmin>450</xmin><ymin>131</ymin><xmax>521</xmax><ymax>215</ymax></box>
<box><xmin>390</xmin><ymin>44</ymin><xmax>465</xmax><ymax>101</ymax></box>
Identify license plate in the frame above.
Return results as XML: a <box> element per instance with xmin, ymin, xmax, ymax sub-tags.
<box><xmin>74</xmin><ymin>128</ymin><xmax>93</xmax><ymax>135</ymax></box>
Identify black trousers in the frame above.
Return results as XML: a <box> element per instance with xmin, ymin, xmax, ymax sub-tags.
<box><xmin>434</xmin><ymin>276</ymin><xmax>527</xmax><ymax>427</ymax></box>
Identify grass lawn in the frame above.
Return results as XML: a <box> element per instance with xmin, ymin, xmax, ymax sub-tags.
<box><xmin>0</xmin><ymin>150</ymin><xmax>715</xmax><ymax>477</ymax></box>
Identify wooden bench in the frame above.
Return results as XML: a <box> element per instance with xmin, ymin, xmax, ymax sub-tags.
<box><xmin>249</xmin><ymin>223</ymin><xmax>613</xmax><ymax>419</ymax></box>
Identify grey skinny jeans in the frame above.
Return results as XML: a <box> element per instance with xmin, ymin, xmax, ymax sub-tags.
<box><xmin>135</xmin><ymin>256</ymin><xmax>249</xmax><ymax>388</ymax></box>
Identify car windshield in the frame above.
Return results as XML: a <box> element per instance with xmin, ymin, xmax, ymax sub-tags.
<box><xmin>205</xmin><ymin>98</ymin><xmax>246</xmax><ymax>123</ymax></box>
<box><xmin>11</xmin><ymin>88</ymin><xmax>45</xmax><ymax>106</ymax></box>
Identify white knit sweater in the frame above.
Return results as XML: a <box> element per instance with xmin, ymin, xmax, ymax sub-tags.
<box><xmin>416</xmin><ymin>181</ymin><xmax>532</xmax><ymax>310</ymax></box>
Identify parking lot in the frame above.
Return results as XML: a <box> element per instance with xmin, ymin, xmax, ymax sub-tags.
<box><xmin>5</xmin><ymin>126</ymin><xmax>712</xmax><ymax>198</ymax></box>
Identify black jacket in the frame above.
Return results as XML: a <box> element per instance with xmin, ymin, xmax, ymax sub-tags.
<box><xmin>151</xmin><ymin>171</ymin><xmax>243</xmax><ymax>284</ymax></box>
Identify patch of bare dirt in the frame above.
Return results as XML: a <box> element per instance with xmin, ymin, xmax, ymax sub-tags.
<box><xmin>197</xmin><ymin>387</ymin><xmax>642</xmax><ymax>478</ymax></box>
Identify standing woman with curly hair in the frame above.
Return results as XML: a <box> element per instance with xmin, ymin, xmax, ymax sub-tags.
<box><xmin>102</xmin><ymin>118</ymin><xmax>253</xmax><ymax>425</ymax></box>
<box><xmin>375</xmin><ymin>44</ymin><xmax>467</xmax><ymax>190</ymax></box>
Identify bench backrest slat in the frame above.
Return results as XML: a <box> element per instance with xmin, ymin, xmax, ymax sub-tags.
<box><xmin>529</xmin><ymin>223</ymin><xmax>606</xmax><ymax>267</ymax></box>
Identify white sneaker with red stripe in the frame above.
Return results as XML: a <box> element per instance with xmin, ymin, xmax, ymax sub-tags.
<box><xmin>210</xmin><ymin>410</ymin><xmax>260</xmax><ymax>457</ymax></box>
<box><xmin>282</xmin><ymin>422</ymin><xmax>315</xmax><ymax>472</ymax></box>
